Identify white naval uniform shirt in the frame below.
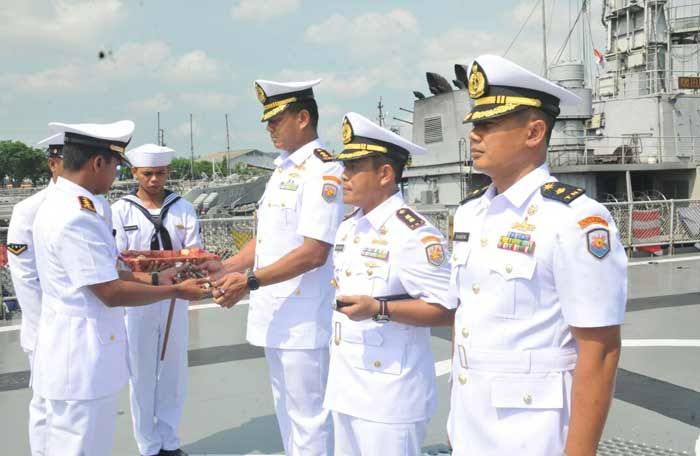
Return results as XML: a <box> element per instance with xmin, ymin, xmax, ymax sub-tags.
<box><xmin>324</xmin><ymin>192</ymin><xmax>452</xmax><ymax>424</ymax></box>
<box><xmin>111</xmin><ymin>192</ymin><xmax>201</xmax><ymax>256</ymax></box>
<box><xmin>247</xmin><ymin>139</ymin><xmax>344</xmax><ymax>349</ymax></box>
<box><xmin>447</xmin><ymin>165</ymin><xmax>627</xmax><ymax>454</ymax></box>
<box><xmin>31</xmin><ymin>177</ymin><xmax>126</xmax><ymax>400</ymax></box>
<box><xmin>7</xmin><ymin>181</ymin><xmax>110</xmax><ymax>354</ymax></box>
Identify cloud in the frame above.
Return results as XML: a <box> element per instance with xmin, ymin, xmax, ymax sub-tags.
<box><xmin>231</xmin><ymin>0</ymin><xmax>300</xmax><ymax>21</ymax></box>
<box><xmin>128</xmin><ymin>94</ymin><xmax>172</xmax><ymax>112</ymax></box>
<box><xmin>166</xmin><ymin>50</ymin><xmax>221</xmax><ymax>82</ymax></box>
<box><xmin>173</xmin><ymin>119</ymin><xmax>202</xmax><ymax>140</ymax></box>
<box><xmin>1</xmin><ymin>41</ymin><xmax>224</xmax><ymax>92</ymax></box>
<box><xmin>305</xmin><ymin>9</ymin><xmax>419</xmax><ymax>56</ymax></box>
<box><xmin>0</xmin><ymin>0</ymin><xmax>125</xmax><ymax>48</ymax></box>
<box><xmin>179</xmin><ymin>92</ymin><xmax>239</xmax><ymax>110</ymax></box>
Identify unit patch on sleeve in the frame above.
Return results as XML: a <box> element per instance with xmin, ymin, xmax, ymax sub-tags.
<box><xmin>7</xmin><ymin>243</ymin><xmax>28</xmax><ymax>256</ymax></box>
<box><xmin>577</xmin><ymin>216</ymin><xmax>609</xmax><ymax>229</ymax></box>
<box><xmin>78</xmin><ymin>196</ymin><xmax>96</xmax><ymax>213</ymax></box>
<box><xmin>421</xmin><ymin>235</ymin><xmax>446</xmax><ymax>266</ymax></box>
<box><xmin>314</xmin><ymin>148</ymin><xmax>335</xmax><ymax>162</ymax></box>
<box><xmin>541</xmin><ymin>182</ymin><xmax>585</xmax><ymax>204</ymax></box>
<box><xmin>322</xmin><ymin>175</ymin><xmax>340</xmax><ymax>203</ymax></box>
<box><xmin>586</xmin><ymin>228</ymin><xmax>611</xmax><ymax>259</ymax></box>
<box><xmin>396</xmin><ymin>208</ymin><xmax>425</xmax><ymax>230</ymax></box>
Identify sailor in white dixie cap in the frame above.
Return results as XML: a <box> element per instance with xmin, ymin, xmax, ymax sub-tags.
<box><xmin>112</xmin><ymin>143</ymin><xmax>201</xmax><ymax>456</ymax></box>
<box><xmin>200</xmin><ymin>78</ymin><xmax>343</xmax><ymax>455</ymax></box>
<box><xmin>324</xmin><ymin>112</ymin><xmax>454</xmax><ymax>455</ymax></box>
<box><xmin>447</xmin><ymin>55</ymin><xmax>627</xmax><ymax>455</ymax></box>
<box><xmin>30</xmin><ymin>122</ymin><xmax>208</xmax><ymax>456</ymax></box>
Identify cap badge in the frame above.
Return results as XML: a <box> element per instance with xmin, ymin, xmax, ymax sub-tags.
<box><xmin>341</xmin><ymin>117</ymin><xmax>353</xmax><ymax>144</ymax></box>
<box><xmin>468</xmin><ymin>62</ymin><xmax>487</xmax><ymax>99</ymax></box>
<box><xmin>255</xmin><ymin>83</ymin><xmax>266</xmax><ymax>104</ymax></box>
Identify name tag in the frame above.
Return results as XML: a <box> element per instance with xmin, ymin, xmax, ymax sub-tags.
<box><xmin>334</xmin><ymin>244</ymin><xmax>345</xmax><ymax>252</ymax></box>
<box><xmin>124</xmin><ymin>225</ymin><xmax>139</xmax><ymax>232</ymax></box>
<box><xmin>453</xmin><ymin>232</ymin><xmax>469</xmax><ymax>242</ymax></box>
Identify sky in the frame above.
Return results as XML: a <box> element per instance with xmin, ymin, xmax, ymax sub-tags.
<box><xmin>0</xmin><ymin>0</ymin><xmax>605</xmax><ymax>158</ymax></box>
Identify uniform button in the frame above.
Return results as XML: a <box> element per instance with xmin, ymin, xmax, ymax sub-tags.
<box><xmin>330</xmin><ymin>279</ymin><xmax>339</xmax><ymax>289</ymax></box>
<box><xmin>281</xmin><ymin>203</ymin><xmax>286</xmax><ymax>208</ymax></box>
<box><xmin>505</xmin><ymin>264</ymin><xmax>513</xmax><ymax>273</ymax></box>
<box><xmin>353</xmin><ymin>236</ymin><xmax>360</xmax><ymax>244</ymax></box>
<box><xmin>367</xmin><ymin>269</ymin><xmax>373</xmax><ymax>276</ymax></box>
<box><xmin>458</xmin><ymin>373</ymin><xmax>467</xmax><ymax>385</ymax></box>
<box><xmin>334</xmin><ymin>338</ymin><xmax>340</xmax><ymax>346</ymax></box>
<box><xmin>109</xmin><ymin>334</ymin><xmax>115</xmax><ymax>341</ymax></box>
<box><xmin>258</xmin><ymin>238</ymin><xmax>262</xmax><ymax>244</ymax></box>
<box><xmin>295</xmin><ymin>289</ymin><xmax>301</xmax><ymax>296</ymax></box>
<box><xmin>345</xmin><ymin>269</ymin><xmax>351</xmax><ymax>277</ymax></box>
<box><xmin>452</xmin><ymin>256</ymin><xmax>458</xmax><ymax>262</ymax></box>
<box><xmin>373</xmin><ymin>360</ymin><xmax>382</xmax><ymax>368</ymax></box>
<box><xmin>480</xmin><ymin>238</ymin><xmax>488</xmax><ymax>247</ymax></box>
<box><xmin>461</xmin><ymin>328</ymin><xmax>470</xmax><ymax>338</ymax></box>
<box><xmin>523</xmin><ymin>394</ymin><xmax>532</xmax><ymax>405</ymax></box>
<box><xmin>472</xmin><ymin>283</ymin><xmax>480</xmax><ymax>294</ymax></box>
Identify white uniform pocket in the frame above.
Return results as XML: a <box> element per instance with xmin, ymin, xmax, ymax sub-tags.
<box><xmin>265</xmin><ymin>190</ymin><xmax>299</xmax><ymax>230</ymax></box>
<box><xmin>491</xmin><ymin>373</ymin><xmax>563</xmax><ymax>409</ymax></box>
<box><xmin>485</xmin><ymin>253</ymin><xmax>537</xmax><ymax>318</ymax></box>
<box><xmin>341</xmin><ymin>328</ymin><xmax>405</xmax><ymax>376</ymax></box>
<box><xmin>92</xmin><ymin>316</ymin><xmax>127</xmax><ymax>345</ymax></box>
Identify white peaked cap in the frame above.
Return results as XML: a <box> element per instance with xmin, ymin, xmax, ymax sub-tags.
<box><xmin>126</xmin><ymin>143</ymin><xmax>175</xmax><ymax>167</ymax></box>
<box><xmin>254</xmin><ymin>78</ymin><xmax>322</xmax><ymax>121</ymax></box>
<box><xmin>47</xmin><ymin>120</ymin><xmax>135</xmax><ymax>157</ymax></box>
<box><xmin>37</xmin><ymin>132</ymin><xmax>64</xmax><ymax>147</ymax></box>
<box><xmin>336</xmin><ymin>112</ymin><xmax>425</xmax><ymax>162</ymax></box>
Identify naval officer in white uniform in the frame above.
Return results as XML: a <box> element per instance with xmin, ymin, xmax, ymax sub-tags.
<box><xmin>446</xmin><ymin>55</ymin><xmax>627</xmax><ymax>456</ymax></box>
<box><xmin>30</xmin><ymin>121</ymin><xmax>208</xmax><ymax>456</ymax></box>
<box><xmin>324</xmin><ymin>112</ymin><xmax>455</xmax><ymax>455</ymax></box>
<box><xmin>202</xmin><ymin>79</ymin><xmax>344</xmax><ymax>455</ymax></box>
<box><xmin>112</xmin><ymin>144</ymin><xmax>201</xmax><ymax>456</ymax></box>
<box><xmin>8</xmin><ymin>133</ymin><xmax>114</xmax><ymax>453</ymax></box>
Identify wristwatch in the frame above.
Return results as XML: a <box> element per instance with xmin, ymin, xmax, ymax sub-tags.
<box><xmin>246</xmin><ymin>269</ymin><xmax>261</xmax><ymax>291</ymax></box>
<box><xmin>372</xmin><ymin>298</ymin><xmax>390</xmax><ymax>323</ymax></box>
<box><xmin>151</xmin><ymin>271</ymin><xmax>159</xmax><ymax>286</ymax></box>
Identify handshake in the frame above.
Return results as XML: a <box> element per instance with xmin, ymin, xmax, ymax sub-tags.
<box><xmin>165</xmin><ymin>260</ymin><xmax>249</xmax><ymax>308</ymax></box>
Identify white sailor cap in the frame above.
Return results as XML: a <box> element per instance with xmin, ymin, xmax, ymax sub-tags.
<box><xmin>126</xmin><ymin>143</ymin><xmax>175</xmax><ymax>168</ymax></box>
<box><xmin>336</xmin><ymin>112</ymin><xmax>426</xmax><ymax>164</ymax></box>
<box><xmin>48</xmin><ymin>120</ymin><xmax>135</xmax><ymax>163</ymax></box>
<box><xmin>254</xmin><ymin>78</ymin><xmax>321</xmax><ymax>122</ymax></box>
<box><xmin>37</xmin><ymin>132</ymin><xmax>65</xmax><ymax>158</ymax></box>
<box><xmin>463</xmin><ymin>54</ymin><xmax>581</xmax><ymax>123</ymax></box>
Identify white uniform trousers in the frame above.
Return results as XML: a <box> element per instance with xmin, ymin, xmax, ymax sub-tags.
<box><xmin>332</xmin><ymin>411</ymin><xmax>428</xmax><ymax>456</ymax></box>
<box><xmin>26</xmin><ymin>348</ymin><xmax>48</xmax><ymax>456</ymax></box>
<box><xmin>264</xmin><ymin>347</ymin><xmax>332</xmax><ymax>456</ymax></box>
<box><xmin>126</xmin><ymin>300</ymin><xmax>189</xmax><ymax>456</ymax></box>
<box><xmin>29</xmin><ymin>393</ymin><xmax>119</xmax><ymax>456</ymax></box>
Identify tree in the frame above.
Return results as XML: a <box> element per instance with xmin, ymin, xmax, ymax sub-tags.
<box><xmin>0</xmin><ymin>140</ymin><xmax>50</xmax><ymax>187</ymax></box>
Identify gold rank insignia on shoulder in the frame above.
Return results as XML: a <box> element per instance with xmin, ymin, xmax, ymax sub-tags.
<box><xmin>460</xmin><ymin>185</ymin><xmax>489</xmax><ymax>204</ymax></box>
<box><xmin>540</xmin><ymin>182</ymin><xmax>585</xmax><ymax>204</ymax></box>
<box><xmin>396</xmin><ymin>207</ymin><xmax>425</xmax><ymax>230</ymax></box>
<box><xmin>78</xmin><ymin>196</ymin><xmax>97</xmax><ymax>213</ymax></box>
<box><xmin>7</xmin><ymin>243</ymin><xmax>28</xmax><ymax>256</ymax></box>
<box><xmin>314</xmin><ymin>148</ymin><xmax>334</xmax><ymax>162</ymax></box>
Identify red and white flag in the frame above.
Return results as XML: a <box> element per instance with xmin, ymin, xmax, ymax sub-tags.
<box><xmin>593</xmin><ymin>48</ymin><xmax>605</xmax><ymax>65</ymax></box>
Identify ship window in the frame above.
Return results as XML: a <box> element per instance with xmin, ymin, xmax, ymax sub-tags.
<box><xmin>424</xmin><ymin>115</ymin><xmax>443</xmax><ymax>144</ymax></box>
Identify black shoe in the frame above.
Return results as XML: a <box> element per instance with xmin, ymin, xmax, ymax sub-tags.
<box><xmin>159</xmin><ymin>449</ymin><xmax>188</xmax><ymax>456</ymax></box>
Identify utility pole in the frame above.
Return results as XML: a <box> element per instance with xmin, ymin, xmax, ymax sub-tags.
<box><xmin>541</xmin><ymin>0</ymin><xmax>548</xmax><ymax>78</ymax></box>
<box><xmin>225</xmin><ymin>113</ymin><xmax>231</xmax><ymax>176</ymax></box>
<box><xmin>189</xmin><ymin>113</ymin><xmax>194</xmax><ymax>180</ymax></box>
<box><xmin>377</xmin><ymin>97</ymin><xmax>385</xmax><ymax>127</ymax></box>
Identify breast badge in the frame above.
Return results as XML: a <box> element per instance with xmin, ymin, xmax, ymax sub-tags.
<box><xmin>586</xmin><ymin>228</ymin><xmax>610</xmax><ymax>259</ymax></box>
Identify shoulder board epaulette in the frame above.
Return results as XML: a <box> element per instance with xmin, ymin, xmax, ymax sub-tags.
<box><xmin>540</xmin><ymin>182</ymin><xmax>585</xmax><ymax>204</ymax></box>
<box><xmin>396</xmin><ymin>207</ymin><xmax>425</xmax><ymax>230</ymax></box>
<box><xmin>78</xmin><ymin>196</ymin><xmax>97</xmax><ymax>213</ymax></box>
<box><xmin>460</xmin><ymin>185</ymin><xmax>489</xmax><ymax>205</ymax></box>
<box><xmin>314</xmin><ymin>148</ymin><xmax>335</xmax><ymax>162</ymax></box>
<box><xmin>343</xmin><ymin>208</ymin><xmax>360</xmax><ymax>221</ymax></box>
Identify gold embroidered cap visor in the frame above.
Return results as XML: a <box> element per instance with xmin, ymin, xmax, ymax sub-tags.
<box><xmin>259</xmin><ymin>87</ymin><xmax>316</xmax><ymax>122</ymax></box>
<box><xmin>63</xmin><ymin>132</ymin><xmax>132</xmax><ymax>166</ymax></box>
<box><xmin>463</xmin><ymin>85</ymin><xmax>562</xmax><ymax>124</ymax></box>
<box><xmin>336</xmin><ymin>136</ymin><xmax>410</xmax><ymax>163</ymax></box>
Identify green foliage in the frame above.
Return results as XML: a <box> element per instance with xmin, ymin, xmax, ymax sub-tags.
<box><xmin>169</xmin><ymin>157</ymin><xmax>214</xmax><ymax>180</ymax></box>
<box><xmin>0</xmin><ymin>140</ymin><xmax>51</xmax><ymax>186</ymax></box>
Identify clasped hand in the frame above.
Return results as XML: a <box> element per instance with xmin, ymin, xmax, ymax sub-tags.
<box><xmin>335</xmin><ymin>295</ymin><xmax>380</xmax><ymax>321</ymax></box>
<box><xmin>197</xmin><ymin>260</ymin><xmax>248</xmax><ymax>308</ymax></box>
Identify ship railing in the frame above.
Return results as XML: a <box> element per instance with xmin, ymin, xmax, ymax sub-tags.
<box><xmin>548</xmin><ymin>134</ymin><xmax>700</xmax><ymax>166</ymax></box>
<box><xmin>2</xmin><ymin>203</ymin><xmax>700</xmax><ymax>308</ymax></box>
